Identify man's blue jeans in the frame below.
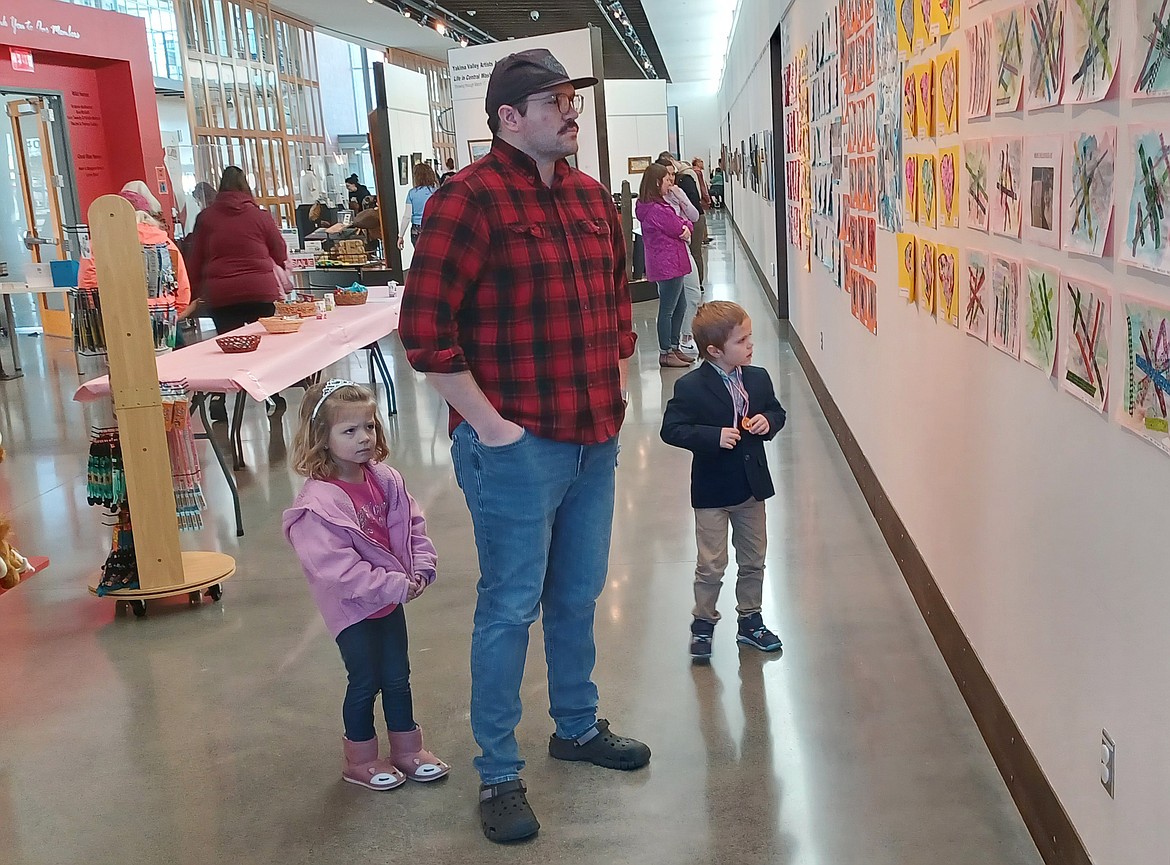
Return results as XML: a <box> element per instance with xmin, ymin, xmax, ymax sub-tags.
<box><xmin>451</xmin><ymin>422</ymin><xmax>618</xmax><ymax>785</ymax></box>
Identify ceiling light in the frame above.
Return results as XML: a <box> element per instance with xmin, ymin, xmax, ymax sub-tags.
<box><xmin>460</xmin><ymin>37</ymin><xmax>468</xmax><ymax>46</ymax></box>
<box><xmin>436</xmin><ymin>21</ymin><xmax>446</xmax><ymax>34</ymax></box>
<box><xmin>403</xmin><ymin>8</ymin><xmax>411</xmax><ymax>17</ymax></box>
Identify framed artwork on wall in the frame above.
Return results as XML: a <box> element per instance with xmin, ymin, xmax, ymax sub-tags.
<box><xmin>628</xmin><ymin>156</ymin><xmax>652</xmax><ymax>174</ymax></box>
<box><xmin>467</xmin><ymin>140</ymin><xmax>491</xmax><ymax>163</ymax></box>
<box><xmin>411</xmin><ymin>152</ymin><xmax>424</xmax><ymax>165</ymax></box>
<box><xmin>397</xmin><ymin>155</ymin><xmax>410</xmax><ymax>186</ymax></box>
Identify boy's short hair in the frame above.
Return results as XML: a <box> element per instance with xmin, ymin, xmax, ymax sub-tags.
<box><xmin>693</xmin><ymin>301</ymin><xmax>748</xmax><ymax>360</ymax></box>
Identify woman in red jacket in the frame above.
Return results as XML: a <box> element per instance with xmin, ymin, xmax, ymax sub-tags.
<box><xmin>186</xmin><ymin>166</ymin><xmax>290</xmax><ymax>418</ymax></box>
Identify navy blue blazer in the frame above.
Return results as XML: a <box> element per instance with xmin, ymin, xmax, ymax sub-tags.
<box><xmin>660</xmin><ymin>362</ymin><xmax>786</xmax><ymax>509</ymax></box>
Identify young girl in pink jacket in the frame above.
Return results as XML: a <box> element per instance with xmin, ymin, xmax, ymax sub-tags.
<box><xmin>284</xmin><ymin>380</ymin><xmax>449</xmax><ymax>791</ymax></box>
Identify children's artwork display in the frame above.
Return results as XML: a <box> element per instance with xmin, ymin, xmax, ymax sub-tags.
<box><xmin>1061</xmin><ymin>276</ymin><xmax>1110</xmax><ymax>411</ymax></box>
<box><xmin>992</xmin><ymin>137</ymin><xmax>1023</xmax><ymax>237</ymax></box>
<box><xmin>876</xmin><ymin>0</ymin><xmax>905</xmax><ymax>231</ymax></box>
<box><xmin>935</xmin><ymin>49</ymin><xmax>960</xmax><ymax>134</ymax></box>
<box><xmin>1023</xmin><ymin>261</ymin><xmax>1059</xmax><ymax>372</ymax></box>
<box><xmin>1024</xmin><ymin>0</ymin><xmax>1064</xmax><ymax>109</ymax></box>
<box><xmin>1024</xmin><ymin>135</ymin><xmax>1061</xmax><ymax>248</ymax></box>
<box><xmin>966</xmin><ymin>249</ymin><xmax>990</xmax><ymax>340</ymax></box>
<box><xmin>932</xmin><ymin>0</ymin><xmax>960</xmax><ymax>35</ymax></box>
<box><xmin>919</xmin><ymin>238</ymin><xmax>938</xmax><ymax>312</ymax></box>
<box><xmin>1063</xmin><ymin>127</ymin><xmax>1116</xmax><ymax>257</ymax></box>
<box><xmin>905</xmin><ymin>152</ymin><xmax>919</xmax><ymax>220</ymax></box>
<box><xmin>919</xmin><ymin>152</ymin><xmax>938</xmax><ymax>226</ymax></box>
<box><xmin>993</xmin><ymin>6</ymin><xmax>1024</xmax><ymax>113</ymax></box>
<box><xmin>939</xmin><ymin>145</ymin><xmax>961</xmax><ymax>226</ymax></box>
<box><xmin>964</xmin><ymin>139</ymin><xmax>991</xmax><ymax>230</ymax></box>
<box><xmin>966</xmin><ymin>20</ymin><xmax>993</xmax><ymax>118</ymax></box>
<box><xmin>898</xmin><ymin>0</ymin><xmax>916</xmax><ymax>54</ymax></box>
<box><xmin>898</xmin><ymin>232</ymin><xmax>918</xmax><ymax>297</ymax></box>
<box><xmin>916</xmin><ymin>62</ymin><xmax>935</xmax><ymax>136</ymax></box>
<box><xmin>903</xmin><ymin>66</ymin><xmax>919</xmax><ymax>130</ymax></box>
<box><xmin>810</xmin><ymin>10</ymin><xmax>844</xmax><ymax>282</ymax></box>
<box><xmin>990</xmin><ymin>254</ymin><xmax>1022</xmax><ymax>357</ymax></box>
<box><xmin>1065</xmin><ymin>0</ymin><xmax>1120</xmax><ymax>104</ymax></box>
<box><xmin>1124</xmin><ymin>125</ymin><xmax>1170</xmax><ymax>275</ymax></box>
<box><xmin>1121</xmin><ymin>296</ymin><xmax>1170</xmax><ymax>454</ymax></box>
<box><xmin>783</xmin><ymin>48</ymin><xmax>812</xmax><ymax>267</ymax></box>
<box><xmin>936</xmin><ymin>244</ymin><xmax>961</xmax><ymax>325</ymax></box>
<box><xmin>1134</xmin><ymin>0</ymin><xmax>1170</xmax><ymax>97</ymax></box>
<box><xmin>914</xmin><ymin>0</ymin><xmax>935</xmax><ymax>48</ymax></box>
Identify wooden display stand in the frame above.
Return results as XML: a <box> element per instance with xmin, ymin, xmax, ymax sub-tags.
<box><xmin>84</xmin><ymin>196</ymin><xmax>234</xmax><ymax>616</ymax></box>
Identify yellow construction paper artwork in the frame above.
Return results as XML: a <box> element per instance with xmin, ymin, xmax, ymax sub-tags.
<box><xmin>919</xmin><ymin>239</ymin><xmax>938</xmax><ymax>313</ymax></box>
<box><xmin>919</xmin><ymin>152</ymin><xmax>938</xmax><ymax>228</ymax></box>
<box><xmin>898</xmin><ymin>0</ymin><xmax>915</xmax><ymax>56</ymax></box>
<box><xmin>916</xmin><ymin>62</ymin><xmax>935</xmax><ymax>138</ymax></box>
<box><xmin>914</xmin><ymin>0</ymin><xmax>935</xmax><ymax>51</ymax></box>
<box><xmin>936</xmin><ymin>244</ymin><xmax>961</xmax><ymax>326</ymax></box>
<box><xmin>897</xmin><ymin>233</ymin><xmax>918</xmax><ymax>299</ymax></box>
<box><xmin>932</xmin><ymin>0</ymin><xmax>959</xmax><ymax>38</ymax></box>
<box><xmin>905</xmin><ymin>153</ymin><xmax>920</xmax><ymax>222</ymax></box>
<box><xmin>935</xmin><ymin>49</ymin><xmax>960</xmax><ymax>135</ymax></box>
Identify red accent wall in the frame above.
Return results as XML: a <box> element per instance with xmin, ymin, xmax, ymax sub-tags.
<box><xmin>0</xmin><ymin>0</ymin><xmax>173</xmax><ymax>222</ymax></box>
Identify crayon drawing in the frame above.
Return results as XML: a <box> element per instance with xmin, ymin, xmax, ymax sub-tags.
<box><xmin>936</xmin><ymin>244</ymin><xmax>961</xmax><ymax>326</ymax></box>
<box><xmin>1123</xmin><ymin>126</ymin><xmax>1170</xmax><ymax>275</ymax></box>
<box><xmin>916</xmin><ymin>62</ymin><xmax>935</xmax><ymax>137</ymax></box>
<box><xmin>1063</xmin><ymin>127</ymin><xmax>1115</xmax><ymax>257</ymax></box>
<box><xmin>992</xmin><ymin>137</ymin><xmax>1023</xmax><ymax>238</ymax></box>
<box><xmin>990</xmin><ymin>255</ymin><xmax>1022</xmax><ymax>358</ymax></box>
<box><xmin>897</xmin><ymin>233</ymin><xmax>918</xmax><ymax>298</ymax></box>
<box><xmin>933</xmin><ymin>0</ymin><xmax>960</xmax><ymax>35</ymax></box>
<box><xmin>1023</xmin><ymin>261</ymin><xmax>1060</xmax><ymax>373</ymax></box>
<box><xmin>939</xmin><ymin>145</ymin><xmax>961</xmax><ymax>227</ymax></box>
<box><xmin>919</xmin><ymin>152</ymin><xmax>938</xmax><ymax>227</ymax></box>
<box><xmin>936</xmin><ymin>49</ymin><xmax>960</xmax><ymax>134</ymax></box>
<box><xmin>1025</xmin><ymin>0</ymin><xmax>1064</xmax><ymax>108</ymax></box>
<box><xmin>1134</xmin><ymin>0</ymin><xmax>1170</xmax><ymax>97</ymax></box>
<box><xmin>1061</xmin><ymin>277</ymin><xmax>1110</xmax><ymax>411</ymax></box>
<box><xmin>993</xmin><ymin>6</ymin><xmax>1024</xmax><ymax>113</ymax></box>
<box><xmin>964</xmin><ymin>139</ymin><xmax>991</xmax><ymax>231</ymax></box>
<box><xmin>1121</xmin><ymin>297</ymin><xmax>1170</xmax><ymax>455</ymax></box>
<box><xmin>919</xmin><ymin>239</ymin><xmax>938</xmax><ymax>313</ymax></box>
<box><xmin>966</xmin><ymin>249</ymin><xmax>990</xmax><ymax>341</ymax></box>
<box><xmin>1065</xmin><ymin>0</ymin><xmax>1120</xmax><ymax>104</ymax></box>
<box><xmin>905</xmin><ymin>153</ymin><xmax>920</xmax><ymax>221</ymax></box>
<box><xmin>966</xmin><ymin>20</ymin><xmax>993</xmax><ymax>118</ymax></box>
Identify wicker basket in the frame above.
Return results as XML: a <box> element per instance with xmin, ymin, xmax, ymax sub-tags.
<box><xmin>216</xmin><ymin>333</ymin><xmax>262</xmax><ymax>353</ymax></box>
<box><xmin>334</xmin><ymin>291</ymin><xmax>368</xmax><ymax>306</ymax></box>
<box><xmin>259</xmin><ymin>316</ymin><xmax>306</xmax><ymax>334</ymax></box>
<box><xmin>276</xmin><ymin>300</ymin><xmax>318</xmax><ymax>318</ymax></box>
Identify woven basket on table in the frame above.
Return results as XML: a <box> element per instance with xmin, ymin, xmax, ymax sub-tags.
<box><xmin>259</xmin><ymin>316</ymin><xmax>305</xmax><ymax>334</ymax></box>
<box><xmin>215</xmin><ymin>333</ymin><xmax>262</xmax><ymax>353</ymax></box>
<box><xmin>276</xmin><ymin>300</ymin><xmax>318</xmax><ymax>318</ymax></box>
<box><xmin>334</xmin><ymin>291</ymin><xmax>367</xmax><ymax>306</ymax></box>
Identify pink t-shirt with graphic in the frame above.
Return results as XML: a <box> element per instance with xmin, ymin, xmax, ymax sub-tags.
<box><xmin>328</xmin><ymin>466</ymin><xmax>397</xmax><ymax>618</ymax></box>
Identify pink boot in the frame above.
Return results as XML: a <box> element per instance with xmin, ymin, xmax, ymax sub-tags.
<box><xmin>342</xmin><ymin>736</ymin><xmax>405</xmax><ymax>790</ymax></box>
<box><xmin>387</xmin><ymin>726</ymin><xmax>450</xmax><ymax>782</ymax></box>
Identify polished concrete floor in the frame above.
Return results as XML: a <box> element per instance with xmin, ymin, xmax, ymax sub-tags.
<box><xmin>0</xmin><ymin>213</ymin><xmax>1042</xmax><ymax>865</ymax></box>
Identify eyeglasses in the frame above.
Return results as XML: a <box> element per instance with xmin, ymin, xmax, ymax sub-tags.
<box><xmin>527</xmin><ymin>93</ymin><xmax>585</xmax><ymax>115</ymax></box>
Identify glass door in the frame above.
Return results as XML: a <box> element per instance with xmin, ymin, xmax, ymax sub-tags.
<box><xmin>5</xmin><ymin>95</ymin><xmax>71</xmax><ymax>337</ymax></box>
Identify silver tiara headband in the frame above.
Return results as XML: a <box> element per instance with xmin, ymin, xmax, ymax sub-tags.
<box><xmin>311</xmin><ymin>379</ymin><xmax>360</xmax><ymax>421</ymax></box>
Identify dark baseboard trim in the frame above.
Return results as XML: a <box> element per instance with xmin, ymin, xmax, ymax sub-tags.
<box><xmin>724</xmin><ymin>208</ymin><xmax>782</xmax><ymax>318</ymax></box>
<box><xmin>787</xmin><ymin>326</ymin><xmax>1091</xmax><ymax>865</ymax></box>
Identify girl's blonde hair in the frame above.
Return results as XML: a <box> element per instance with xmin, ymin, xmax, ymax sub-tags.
<box><xmin>291</xmin><ymin>381</ymin><xmax>389</xmax><ymax>479</ymax></box>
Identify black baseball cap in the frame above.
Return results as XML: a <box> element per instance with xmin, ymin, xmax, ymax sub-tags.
<box><xmin>485</xmin><ymin>48</ymin><xmax>597</xmax><ymax>120</ymax></box>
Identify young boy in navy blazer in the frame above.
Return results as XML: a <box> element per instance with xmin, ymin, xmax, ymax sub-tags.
<box><xmin>661</xmin><ymin>301</ymin><xmax>786</xmax><ymax>660</ymax></box>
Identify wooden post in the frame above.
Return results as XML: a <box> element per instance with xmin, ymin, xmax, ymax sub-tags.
<box><xmin>88</xmin><ymin>196</ymin><xmax>183</xmax><ymax>591</ymax></box>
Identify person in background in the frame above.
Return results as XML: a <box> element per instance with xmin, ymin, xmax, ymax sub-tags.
<box><xmin>397</xmin><ymin>163</ymin><xmax>438</xmax><ymax>251</ymax></box>
<box><xmin>399</xmin><ymin>47</ymin><xmax>649</xmax><ymax>844</ymax></box>
<box><xmin>656</xmin><ymin>157</ymin><xmax>703</xmax><ymax>357</ymax></box>
<box><xmin>709</xmin><ymin>165</ymin><xmax>725</xmax><ymax>209</ymax></box>
<box><xmin>345</xmin><ymin>174</ymin><xmax>372</xmax><ymax>211</ymax></box>
<box><xmin>185</xmin><ymin>166</ymin><xmax>289</xmax><ymax>420</ymax></box>
<box><xmin>439</xmin><ymin>157</ymin><xmax>457</xmax><ymax>185</ymax></box>
<box><xmin>692</xmin><ymin>157</ymin><xmax>714</xmax><ymax>244</ymax></box>
<box><xmin>637</xmin><ymin>162</ymin><xmax>694</xmax><ymax>369</ymax></box>
<box><xmin>120</xmin><ymin>180</ymin><xmax>164</xmax><ymax>224</ymax></box>
<box><xmin>660</xmin><ymin>300</ymin><xmax>787</xmax><ymax>662</ymax></box>
<box><xmin>79</xmin><ymin>190</ymin><xmax>193</xmax><ymax>318</ymax></box>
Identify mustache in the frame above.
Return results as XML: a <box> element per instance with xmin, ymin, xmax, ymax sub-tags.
<box><xmin>560</xmin><ymin>121</ymin><xmax>579</xmax><ymax>134</ymax></box>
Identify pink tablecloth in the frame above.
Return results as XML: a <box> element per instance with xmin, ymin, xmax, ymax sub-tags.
<box><xmin>74</xmin><ymin>295</ymin><xmax>401</xmax><ymax>403</ymax></box>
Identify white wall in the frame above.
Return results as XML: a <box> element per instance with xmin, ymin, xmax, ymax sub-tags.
<box><xmin>722</xmin><ymin>1</ymin><xmax>1170</xmax><ymax>863</ymax></box>
<box><xmin>383</xmin><ymin>64</ymin><xmax>433</xmax><ymax>269</ymax></box>
<box><xmin>668</xmin><ymin>81</ymin><xmax>719</xmax><ymax>169</ymax></box>
<box><xmin>605</xmin><ymin>79</ymin><xmax>667</xmax><ymax>194</ymax></box>
<box><xmin>316</xmin><ymin>31</ymin><xmax>362</xmax><ymax>148</ymax></box>
<box><xmin>447</xmin><ymin>29</ymin><xmax>603</xmax><ymax>182</ymax></box>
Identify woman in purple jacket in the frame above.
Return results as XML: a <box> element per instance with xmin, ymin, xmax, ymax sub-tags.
<box><xmin>284</xmin><ymin>380</ymin><xmax>449</xmax><ymax>791</ymax></box>
<box><xmin>637</xmin><ymin>163</ymin><xmax>695</xmax><ymax>368</ymax></box>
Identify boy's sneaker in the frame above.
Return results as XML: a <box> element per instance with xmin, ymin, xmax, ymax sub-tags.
<box><xmin>679</xmin><ymin>335</ymin><xmax>699</xmax><ymax>356</ymax></box>
<box><xmin>736</xmin><ymin>613</ymin><xmax>782</xmax><ymax>652</ymax></box>
<box><xmin>690</xmin><ymin>618</ymin><xmax>715</xmax><ymax>661</ymax></box>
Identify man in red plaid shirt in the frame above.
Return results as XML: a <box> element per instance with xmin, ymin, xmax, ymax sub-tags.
<box><xmin>399</xmin><ymin>48</ymin><xmax>649</xmax><ymax>843</ymax></box>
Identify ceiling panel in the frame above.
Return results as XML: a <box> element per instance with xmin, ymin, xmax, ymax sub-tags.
<box><xmin>436</xmin><ymin>0</ymin><xmax>670</xmax><ymax>80</ymax></box>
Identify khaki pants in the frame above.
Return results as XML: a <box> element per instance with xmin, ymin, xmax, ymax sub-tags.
<box><xmin>689</xmin><ymin>213</ymin><xmax>708</xmax><ymax>286</ymax></box>
<box><xmin>693</xmin><ymin>497</ymin><xmax>767</xmax><ymax>623</ymax></box>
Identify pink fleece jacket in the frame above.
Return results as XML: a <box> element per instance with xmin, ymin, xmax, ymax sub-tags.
<box><xmin>282</xmin><ymin>462</ymin><xmax>438</xmax><ymax>638</ymax></box>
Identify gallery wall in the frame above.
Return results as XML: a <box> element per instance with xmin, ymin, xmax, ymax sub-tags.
<box><xmin>721</xmin><ymin>1</ymin><xmax>1170</xmax><ymax>863</ymax></box>
<box><xmin>605</xmin><ymin>80</ymin><xmax>667</xmax><ymax>194</ymax></box>
<box><xmin>384</xmin><ymin>64</ymin><xmax>434</xmax><ymax>269</ymax></box>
